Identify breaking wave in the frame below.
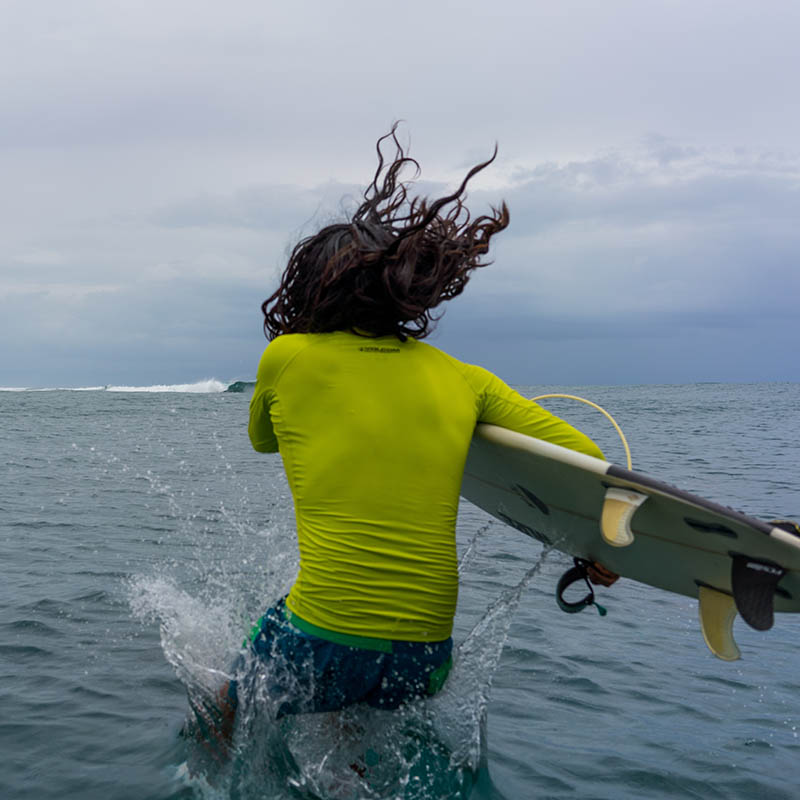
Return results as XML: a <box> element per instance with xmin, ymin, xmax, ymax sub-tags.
<box><xmin>0</xmin><ymin>379</ymin><xmax>256</xmax><ymax>394</ymax></box>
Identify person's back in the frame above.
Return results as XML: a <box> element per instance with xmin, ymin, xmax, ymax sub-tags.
<box><xmin>249</xmin><ymin>330</ymin><xmax>603</xmax><ymax>643</ymax></box>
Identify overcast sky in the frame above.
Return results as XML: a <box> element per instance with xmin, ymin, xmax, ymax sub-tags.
<box><xmin>1</xmin><ymin>0</ymin><xmax>798</xmax><ymax>387</ymax></box>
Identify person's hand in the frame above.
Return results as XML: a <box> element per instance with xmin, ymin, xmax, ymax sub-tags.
<box><xmin>587</xmin><ymin>562</ymin><xmax>619</xmax><ymax>587</ymax></box>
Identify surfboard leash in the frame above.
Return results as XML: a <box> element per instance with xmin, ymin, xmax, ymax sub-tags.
<box><xmin>532</xmin><ymin>393</ymin><xmax>633</xmax><ymax>470</ymax></box>
<box><xmin>532</xmin><ymin>394</ymin><xmax>625</xmax><ymax>618</ymax></box>
<box><xmin>555</xmin><ymin>558</ymin><xmax>608</xmax><ymax>617</ymax></box>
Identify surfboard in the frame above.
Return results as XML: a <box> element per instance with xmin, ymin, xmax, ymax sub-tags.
<box><xmin>460</xmin><ymin>423</ymin><xmax>800</xmax><ymax>661</ymax></box>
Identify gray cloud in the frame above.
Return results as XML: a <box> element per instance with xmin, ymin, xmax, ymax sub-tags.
<box><xmin>434</xmin><ymin>304</ymin><xmax>798</xmax><ymax>385</ymax></box>
<box><xmin>3</xmin><ymin>141</ymin><xmax>799</xmax><ymax>386</ymax></box>
<box><xmin>151</xmin><ymin>182</ymin><xmax>364</xmax><ymax>233</ymax></box>
<box><xmin>2</xmin><ymin>1</ymin><xmax>800</xmax><ymax>386</ymax></box>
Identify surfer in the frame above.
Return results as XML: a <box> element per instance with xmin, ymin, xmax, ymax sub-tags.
<box><xmin>208</xmin><ymin>126</ymin><xmax>617</xmax><ymax>744</ymax></box>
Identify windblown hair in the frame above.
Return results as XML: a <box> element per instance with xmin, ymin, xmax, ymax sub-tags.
<box><xmin>261</xmin><ymin>125</ymin><xmax>510</xmax><ymax>341</ymax></box>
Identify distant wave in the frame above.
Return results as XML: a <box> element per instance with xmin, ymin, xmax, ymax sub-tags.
<box><xmin>0</xmin><ymin>379</ymin><xmax>256</xmax><ymax>394</ymax></box>
<box><xmin>0</xmin><ymin>386</ymin><xmax>107</xmax><ymax>393</ymax></box>
<box><xmin>105</xmin><ymin>379</ymin><xmax>230</xmax><ymax>393</ymax></box>
<box><xmin>225</xmin><ymin>380</ymin><xmax>256</xmax><ymax>393</ymax></box>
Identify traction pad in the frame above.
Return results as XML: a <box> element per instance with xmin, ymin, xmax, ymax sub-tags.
<box><xmin>731</xmin><ymin>554</ymin><xmax>786</xmax><ymax>631</ymax></box>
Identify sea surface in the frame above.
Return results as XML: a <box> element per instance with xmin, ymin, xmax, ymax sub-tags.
<box><xmin>1</xmin><ymin>381</ymin><xmax>799</xmax><ymax>799</ymax></box>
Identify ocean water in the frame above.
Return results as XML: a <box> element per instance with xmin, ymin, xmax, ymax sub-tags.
<box><xmin>1</xmin><ymin>381</ymin><xmax>799</xmax><ymax>800</ymax></box>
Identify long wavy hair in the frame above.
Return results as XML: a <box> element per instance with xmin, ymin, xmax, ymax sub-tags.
<box><xmin>261</xmin><ymin>125</ymin><xmax>510</xmax><ymax>341</ymax></box>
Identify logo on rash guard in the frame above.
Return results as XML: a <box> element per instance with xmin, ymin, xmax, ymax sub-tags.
<box><xmin>359</xmin><ymin>346</ymin><xmax>401</xmax><ymax>353</ymax></box>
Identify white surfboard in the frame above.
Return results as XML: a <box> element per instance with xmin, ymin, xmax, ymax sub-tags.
<box><xmin>461</xmin><ymin>424</ymin><xmax>800</xmax><ymax>661</ymax></box>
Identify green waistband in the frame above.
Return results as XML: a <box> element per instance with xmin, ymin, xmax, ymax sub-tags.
<box><xmin>283</xmin><ymin>607</ymin><xmax>393</xmax><ymax>653</ymax></box>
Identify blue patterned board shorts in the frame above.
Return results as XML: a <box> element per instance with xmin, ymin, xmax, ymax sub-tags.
<box><xmin>228</xmin><ymin>599</ymin><xmax>453</xmax><ymax>718</ymax></box>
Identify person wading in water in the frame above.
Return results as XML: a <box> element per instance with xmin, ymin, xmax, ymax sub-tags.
<box><xmin>195</xmin><ymin>125</ymin><xmax>618</xmax><ymax>755</ymax></box>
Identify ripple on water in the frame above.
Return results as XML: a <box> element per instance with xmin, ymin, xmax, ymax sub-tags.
<box><xmin>0</xmin><ymin>643</ymin><xmax>54</xmax><ymax>659</ymax></box>
<box><xmin>4</xmin><ymin>619</ymin><xmax>63</xmax><ymax>637</ymax></box>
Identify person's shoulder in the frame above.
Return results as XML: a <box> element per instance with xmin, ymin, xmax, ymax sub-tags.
<box><xmin>256</xmin><ymin>333</ymin><xmax>315</xmax><ymax>382</ymax></box>
<box><xmin>265</xmin><ymin>332</ymin><xmax>313</xmax><ymax>356</ymax></box>
<box><xmin>415</xmin><ymin>341</ymin><xmax>493</xmax><ymax>389</ymax></box>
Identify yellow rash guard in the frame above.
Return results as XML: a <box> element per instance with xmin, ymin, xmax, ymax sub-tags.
<box><xmin>248</xmin><ymin>331</ymin><xmax>604</xmax><ymax>642</ymax></box>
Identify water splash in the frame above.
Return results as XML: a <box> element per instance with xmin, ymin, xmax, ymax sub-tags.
<box><xmin>132</xmin><ymin>537</ymin><xmax>552</xmax><ymax>800</ymax></box>
<box><xmin>457</xmin><ymin>521</ymin><xmax>494</xmax><ymax>575</ymax></box>
<box><xmin>129</xmin><ymin>576</ymin><xmax>242</xmax><ymax>693</ymax></box>
<box><xmin>123</xmin><ymin>427</ymin><xmax>551</xmax><ymax>799</ymax></box>
<box><xmin>430</xmin><ymin>550</ymin><xmax>553</xmax><ymax>772</ymax></box>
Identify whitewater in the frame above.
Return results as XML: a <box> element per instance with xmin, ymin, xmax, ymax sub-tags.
<box><xmin>0</xmin><ymin>379</ymin><xmax>249</xmax><ymax>393</ymax></box>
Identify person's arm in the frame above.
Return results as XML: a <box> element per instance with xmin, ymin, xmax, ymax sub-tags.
<box><xmin>247</xmin><ymin>346</ymin><xmax>281</xmax><ymax>453</ymax></box>
<box><xmin>472</xmin><ymin>365</ymin><xmax>605</xmax><ymax>460</ymax></box>
<box><xmin>248</xmin><ymin>385</ymin><xmax>278</xmax><ymax>453</ymax></box>
<box><xmin>472</xmin><ymin>365</ymin><xmax>618</xmax><ymax>583</ymax></box>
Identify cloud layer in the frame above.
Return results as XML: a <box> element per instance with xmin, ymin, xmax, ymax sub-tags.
<box><xmin>2</xmin><ymin>1</ymin><xmax>799</xmax><ymax>385</ymax></box>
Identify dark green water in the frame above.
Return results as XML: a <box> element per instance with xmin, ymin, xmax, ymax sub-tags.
<box><xmin>1</xmin><ymin>383</ymin><xmax>799</xmax><ymax>799</ymax></box>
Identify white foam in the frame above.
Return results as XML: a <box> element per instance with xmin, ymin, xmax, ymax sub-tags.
<box><xmin>0</xmin><ymin>386</ymin><xmax>106</xmax><ymax>392</ymax></box>
<box><xmin>105</xmin><ymin>379</ymin><xmax>228</xmax><ymax>393</ymax></box>
<box><xmin>1</xmin><ymin>383</ymin><xmax>228</xmax><ymax>393</ymax></box>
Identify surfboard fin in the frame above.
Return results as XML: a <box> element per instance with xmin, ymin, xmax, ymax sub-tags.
<box><xmin>698</xmin><ymin>585</ymin><xmax>741</xmax><ymax>661</ymax></box>
<box><xmin>600</xmin><ymin>488</ymin><xmax>648</xmax><ymax>547</ymax></box>
<box><xmin>730</xmin><ymin>554</ymin><xmax>786</xmax><ymax>631</ymax></box>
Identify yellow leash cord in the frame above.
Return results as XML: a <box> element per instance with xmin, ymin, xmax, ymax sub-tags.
<box><xmin>531</xmin><ymin>393</ymin><xmax>633</xmax><ymax>470</ymax></box>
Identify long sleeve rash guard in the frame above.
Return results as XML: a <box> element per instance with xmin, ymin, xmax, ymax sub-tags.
<box><xmin>249</xmin><ymin>331</ymin><xmax>603</xmax><ymax>643</ymax></box>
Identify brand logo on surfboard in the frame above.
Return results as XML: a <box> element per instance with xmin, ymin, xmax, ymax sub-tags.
<box><xmin>745</xmin><ymin>562</ymin><xmax>783</xmax><ymax>576</ymax></box>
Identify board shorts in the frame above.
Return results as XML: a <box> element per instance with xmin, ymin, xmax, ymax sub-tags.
<box><xmin>228</xmin><ymin>598</ymin><xmax>453</xmax><ymax>718</ymax></box>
